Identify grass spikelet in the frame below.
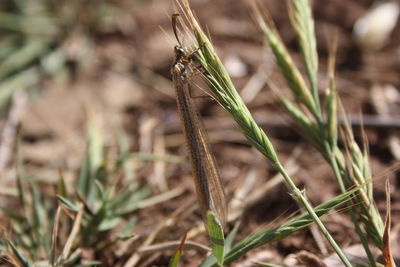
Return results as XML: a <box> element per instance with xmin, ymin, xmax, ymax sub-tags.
<box><xmin>252</xmin><ymin>2</ymin><xmax>317</xmax><ymax>118</ymax></box>
<box><xmin>288</xmin><ymin>0</ymin><xmax>319</xmax><ymax>105</ymax></box>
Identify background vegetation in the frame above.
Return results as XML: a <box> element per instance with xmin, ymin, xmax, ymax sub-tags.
<box><xmin>0</xmin><ymin>0</ymin><xmax>399</xmax><ymax>266</ymax></box>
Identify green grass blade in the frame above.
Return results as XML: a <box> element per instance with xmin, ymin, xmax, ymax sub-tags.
<box><xmin>207</xmin><ymin>211</ymin><xmax>225</xmax><ymax>266</ymax></box>
<box><xmin>0</xmin><ymin>40</ymin><xmax>48</xmax><ymax>80</ymax></box>
<box><xmin>57</xmin><ymin>171</ymin><xmax>68</xmax><ymax>198</ymax></box>
<box><xmin>15</xmin><ymin>130</ymin><xmax>26</xmax><ymax>208</ymax></box>
<box><xmin>108</xmin><ymin>183</ymin><xmax>139</xmax><ymax>210</ymax></box>
<box><xmin>168</xmin><ymin>251</ymin><xmax>180</xmax><ymax>267</ymax></box>
<box><xmin>30</xmin><ymin>182</ymin><xmax>51</xmax><ymax>256</ymax></box>
<box><xmin>8</xmin><ymin>240</ymin><xmax>31</xmax><ymax>267</ymax></box>
<box><xmin>200</xmin><ymin>220</ymin><xmax>240</xmax><ymax>267</ymax></box>
<box><xmin>0</xmin><ymin>11</ymin><xmax>57</xmax><ymax>35</ymax></box>
<box><xmin>77</xmin><ymin>117</ymin><xmax>104</xmax><ymax>207</ymax></box>
<box><xmin>57</xmin><ymin>195</ymin><xmax>80</xmax><ymax>212</ymax></box>
<box><xmin>113</xmin><ymin>187</ymin><xmax>151</xmax><ymax>216</ymax></box>
<box><xmin>98</xmin><ymin>216</ymin><xmax>121</xmax><ymax>232</ymax></box>
<box><xmin>115</xmin><ymin>125</ymin><xmax>135</xmax><ymax>181</ymax></box>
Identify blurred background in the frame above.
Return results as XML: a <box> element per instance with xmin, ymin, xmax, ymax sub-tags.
<box><xmin>0</xmin><ymin>0</ymin><xmax>399</xmax><ymax>266</ymax></box>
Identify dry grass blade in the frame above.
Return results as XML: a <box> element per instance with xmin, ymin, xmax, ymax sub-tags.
<box><xmin>140</xmin><ymin>240</ymin><xmax>209</xmax><ymax>254</ymax></box>
<box><xmin>58</xmin><ymin>205</ymin><xmax>83</xmax><ymax>264</ymax></box>
<box><xmin>0</xmin><ymin>91</ymin><xmax>27</xmax><ymax>173</ymax></box>
<box><xmin>123</xmin><ymin>201</ymin><xmax>195</xmax><ymax>267</ymax></box>
<box><xmin>50</xmin><ymin>206</ymin><xmax>62</xmax><ymax>266</ymax></box>
<box><xmin>382</xmin><ymin>180</ymin><xmax>395</xmax><ymax>267</ymax></box>
<box><xmin>136</xmin><ymin>186</ymin><xmax>185</xmax><ymax>209</ymax></box>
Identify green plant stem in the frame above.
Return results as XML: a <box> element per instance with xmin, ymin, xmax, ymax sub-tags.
<box><xmin>351</xmin><ymin>211</ymin><xmax>377</xmax><ymax>267</ymax></box>
<box><xmin>324</xmin><ymin>144</ymin><xmax>346</xmax><ymax>192</ymax></box>
<box><xmin>323</xmin><ymin>136</ymin><xmax>377</xmax><ymax>266</ymax></box>
<box><xmin>275</xmin><ymin>163</ymin><xmax>353</xmax><ymax>267</ymax></box>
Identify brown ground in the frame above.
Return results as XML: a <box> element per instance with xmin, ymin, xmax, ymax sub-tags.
<box><xmin>0</xmin><ymin>0</ymin><xmax>399</xmax><ymax>266</ymax></box>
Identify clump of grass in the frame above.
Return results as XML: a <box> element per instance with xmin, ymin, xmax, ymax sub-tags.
<box><xmin>0</xmin><ymin>115</ymin><xmax>182</xmax><ymax>266</ymax></box>
<box><xmin>253</xmin><ymin>0</ymin><xmax>384</xmax><ymax>258</ymax></box>
<box><xmin>0</xmin><ymin>0</ymin><xmax>130</xmax><ymax>110</ymax></box>
<box><xmin>177</xmin><ymin>0</ymin><xmax>386</xmax><ymax>266</ymax></box>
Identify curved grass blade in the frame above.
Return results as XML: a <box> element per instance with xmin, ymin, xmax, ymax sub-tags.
<box><xmin>7</xmin><ymin>240</ymin><xmax>31</xmax><ymax>267</ymax></box>
<box><xmin>207</xmin><ymin>211</ymin><xmax>225</xmax><ymax>266</ymax></box>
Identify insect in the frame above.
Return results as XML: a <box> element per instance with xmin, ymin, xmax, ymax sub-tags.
<box><xmin>171</xmin><ymin>13</ymin><xmax>227</xmax><ymax>228</ymax></box>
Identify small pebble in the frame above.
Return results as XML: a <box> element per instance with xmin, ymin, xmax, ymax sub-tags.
<box><xmin>353</xmin><ymin>2</ymin><xmax>400</xmax><ymax>50</ymax></box>
<box><xmin>224</xmin><ymin>55</ymin><xmax>248</xmax><ymax>78</ymax></box>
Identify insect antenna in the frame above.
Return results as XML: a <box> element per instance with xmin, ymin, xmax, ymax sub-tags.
<box><xmin>172</xmin><ymin>13</ymin><xmax>183</xmax><ymax>47</ymax></box>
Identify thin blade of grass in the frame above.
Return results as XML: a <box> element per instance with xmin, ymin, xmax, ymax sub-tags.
<box><xmin>207</xmin><ymin>211</ymin><xmax>225</xmax><ymax>266</ymax></box>
<box><xmin>0</xmin><ymin>40</ymin><xmax>48</xmax><ymax>79</ymax></box>
<box><xmin>115</xmin><ymin>125</ymin><xmax>136</xmax><ymax>181</ymax></box>
<box><xmin>77</xmin><ymin>116</ymin><xmax>103</xmax><ymax>208</ymax></box>
<box><xmin>50</xmin><ymin>206</ymin><xmax>62</xmax><ymax>266</ymax></box>
<box><xmin>15</xmin><ymin>126</ymin><xmax>26</xmax><ymax>209</ymax></box>
<box><xmin>57</xmin><ymin>195</ymin><xmax>80</xmax><ymax>213</ymax></box>
<box><xmin>57</xmin><ymin>169</ymin><xmax>68</xmax><ymax>198</ymax></box>
<box><xmin>200</xmin><ymin>220</ymin><xmax>240</xmax><ymax>267</ymax></box>
<box><xmin>58</xmin><ymin>205</ymin><xmax>83</xmax><ymax>264</ymax></box>
<box><xmin>382</xmin><ymin>180</ymin><xmax>395</xmax><ymax>267</ymax></box>
<box><xmin>7</xmin><ymin>240</ymin><xmax>31</xmax><ymax>267</ymax></box>
<box><xmin>113</xmin><ymin>186</ymin><xmax>152</xmax><ymax>215</ymax></box>
<box><xmin>30</xmin><ymin>182</ymin><xmax>51</xmax><ymax>256</ymax></box>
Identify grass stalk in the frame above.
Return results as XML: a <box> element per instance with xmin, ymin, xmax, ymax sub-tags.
<box><xmin>253</xmin><ymin>0</ymin><xmax>384</xmax><ymax>254</ymax></box>
<box><xmin>178</xmin><ymin>0</ymin><xmax>353</xmax><ymax>265</ymax></box>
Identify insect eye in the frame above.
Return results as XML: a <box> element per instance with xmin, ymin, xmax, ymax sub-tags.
<box><xmin>174</xmin><ymin>46</ymin><xmax>185</xmax><ymax>55</ymax></box>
